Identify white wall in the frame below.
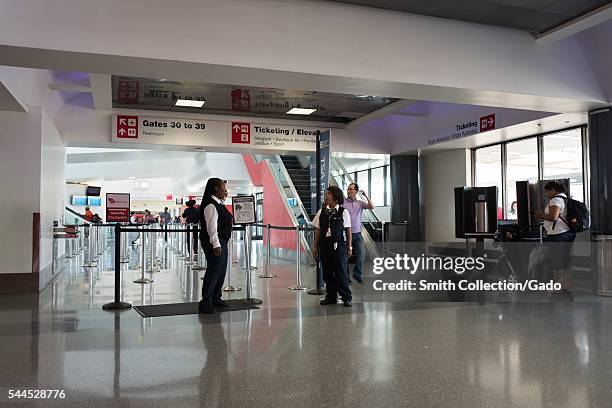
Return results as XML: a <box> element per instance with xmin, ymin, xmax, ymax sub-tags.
<box><xmin>420</xmin><ymin>149</ymin><xmax>471</xmax><ymax>242</ymax></box>
<box><xmin>39</xmin><ymin>111</ymin><xmax>66</xmax><ymax>279</ymax></box>
<box><xmin>0</xmin><ymin>110</ymin><xmax>41</xmax><ymax>273</ymax></box>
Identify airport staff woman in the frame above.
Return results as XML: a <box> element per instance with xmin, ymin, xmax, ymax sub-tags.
<box><xmin>198</xmin><ymin>178</ymin><xmax>232</xmax><ymax>314</ymax></box>
<box><xmin>533</xmin><ymin>181</ymin><xmax>576</xmax><ymax>293</ymax></box>
<box><xmin>313</xmin><ymin>186</ymin><xmax>353</xmax><ymax>307</ymax></box>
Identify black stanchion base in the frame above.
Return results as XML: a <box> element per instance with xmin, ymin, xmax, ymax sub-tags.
<box><xmin>307</xmin><ymin>288</ymin><xmax>325</xmax><ymax>295</ymax></box>
<box><xmin>243</xmin><ymin>298</ymin><xmax>263</xmax><ymax>305</ymax></box>
<box><xmin>102</xmin><ymin>301</ymin><xmax>133</xmax><ymax>311</ymax></box>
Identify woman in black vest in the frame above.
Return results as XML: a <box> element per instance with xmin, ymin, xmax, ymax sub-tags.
<box><xmin>313</xmin><ymin>186</ymin><xmax>353</xmax><ymax>307</ymax></box>
<box><xmin>198</xmin><ymin>178</ymin><xmax>233</xmax><ymax>314</ymax></box>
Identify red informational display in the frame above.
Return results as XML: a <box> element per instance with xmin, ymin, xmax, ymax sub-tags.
<box><xmin>106</xmin><ymin>193</ymin><xmax>131</xmax><ymax>223</ymax></box>
<box><xmin>116</xmin><ymin>115</ymin><xmax>139</xmax><ymax>139</ymax></box>
<box><xmin>231</xmin><ymin>89</ymin><xmax>250</xmax><ymax>111</ymax></box>
<box><xmin>166</xmin><ymin>194</ymin><xmax>173</xmax><ymax>201</ymax></box>
<box><xmin>117</xmin><ymin>79</ymin><xmax>139</xmax><ymax>103</ymax></box>
<box><xmin>480</xmin><ymin>114</ymin><xmax>496</xmax><ymax>132</ymax></box>
<box><xmin>231</xmin><ymin>122</ymin><xmax>250</xmax><ymax>144</ymax></box>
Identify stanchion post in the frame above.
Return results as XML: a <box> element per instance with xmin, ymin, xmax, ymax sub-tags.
<box><xmin>223</xmin><ymin>230</ymin><xmax>241</xmax><ymax>291</ymax></box>
<box><xmin>259</xmin><ymin>224</ymin><xmax>276</xmax><ymax>278</ymax></box>
<box><xmin>193</xmin><ymin>225</ymin><xmax>206</xmax><ymax>271</ymax></box>
<box><xmin>289</xmin><ymin>226</ymin><xmax>310</xmax><ymax>290</ymax></box>
<box><xmin>134</xmin><ymin>225</ymin><xmax>152</xmax><ymax>284</ymax></box>
<box><xmin>103</xmin><ymin>223</ymin><xmax>132</xmax><ymax>310</ymax></box>
<box><xmin>243</xmin><ymin>224</ymin><xmax>263</xmax><ymax>304</ymax></box>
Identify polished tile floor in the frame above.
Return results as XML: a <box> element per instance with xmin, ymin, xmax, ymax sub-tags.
<box><xmin>1</xmin><ymin>238</ymin><xmax>612</xmax><ymax>407</ymax></box>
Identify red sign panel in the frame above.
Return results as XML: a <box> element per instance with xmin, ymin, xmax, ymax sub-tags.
<box><xmin>166</xmin><ymin>194</ymin><xmax>173</xmax><ymax>201</ymax></box>
<box><xmin>116</xmin><ymin>115</ymin><xmax>139</xmax><ymax>139</ymax></box>
<box><xmin>480</xmin><ymin>114</ymin><xmax>496</xmax><ymax>132</ymax></box>
<box><xmin>231</xmin><ymin>89</ymin><xmax>250</xmax><ymax>111</ymax></box>
<box><xmin>106</xmin><ymin>193</ymin><xmax>130</xmax><ymax>223</ymax></box>
<box><xmin>231</xmin><ymin>122</ymin><xmax>250</xmax><ymax>144</ymax></box>
<box><xmin>117</xmin><ymin>79</ymin><xmax>139</xmax><ymax>103</ymax></box>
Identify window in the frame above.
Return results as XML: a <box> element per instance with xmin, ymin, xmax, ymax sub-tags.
<box><xmin>356</xmin><ymin>170</ymin><xmax>368</xmax><ymax>193</ymax></box>
<box><xmin>505</xmin><ymin>138</ymin><xmax>538</xmax><ymax>219</ymax></box>
<box><xmin>543</xmin><ymin>128</ymin><xmax>584</xmax><ymax>202</ymax></box>
<box><xmin>370</xmin><ymin>167</ymin><xmax>384</xmax><ymax>206</ymax></box>
<box><xmin>472</xmin><ymin>126</ymin><xmax>586</xmax><ymax>220</ymax></box>
<box><xmin>474</xmin><ymin>145</ymin><xmax>503</xmax><ymax>216</ymax></box>
<box><xmin>385</xmin><ymin>166</ymin><xmax>391</xmax><ymax>206</ymax></box>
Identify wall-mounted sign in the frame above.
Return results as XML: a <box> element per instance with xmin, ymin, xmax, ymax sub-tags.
<box><xmin>232</xmin><ymin>195</ymin><xmax>256</xmax><ymax>225</ymax></box>
<box><xmin>106</xmin><ymin>193</ymin><xmax>130</xmax><ymax>223</ymax></box>
<box><xmin>426</xmin><ymin>113</ymin><xmax>499</xmax><ymax>146</ymax></box>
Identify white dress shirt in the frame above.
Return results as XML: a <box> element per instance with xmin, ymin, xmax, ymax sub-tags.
<box><xmin>203</xmin><ymin>196</ymin><xmax>224</xmax><ymax>248</ymax></box>
<box><xmin>312</xmin><ymin>204</ymin><xmax>352</xmax><ymax>237</ymax></box>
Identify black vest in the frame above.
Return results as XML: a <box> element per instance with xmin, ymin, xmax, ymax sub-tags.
<box><xmin>199</xmin><ymin>196</ymin><xmax>233</xmax><ymax>249</ymax></box>
<box><xmin>319</xmin><ymin>206</ymin><xmax>346</xmax><ymax>244</ymax></box>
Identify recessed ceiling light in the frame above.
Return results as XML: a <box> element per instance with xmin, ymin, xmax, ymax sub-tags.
<box><xmin>175</xmin><ymin>99</ymin><xmax>205</xmax><ymax>108</ymax></box>
<box><xmin>129</xmin><ymin>177</ymin><xmax>135</xmax><ymax>179</ymax></box>
<box><xmin>287</xmin><ymin>108</ymin><xmax>316</xmax><ymax>115</ymax></box>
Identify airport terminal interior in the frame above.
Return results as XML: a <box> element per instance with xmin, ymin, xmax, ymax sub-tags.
<box><xmin>1</xmin><ymin>1</ymin><xmax>612</xmax><ymax>407</ymax></box>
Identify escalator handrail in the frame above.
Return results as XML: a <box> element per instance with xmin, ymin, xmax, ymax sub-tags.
<box><xmin>64</xmin><ymin>207</ymin><xmax>93</xmax><ymax>225</ymax></box>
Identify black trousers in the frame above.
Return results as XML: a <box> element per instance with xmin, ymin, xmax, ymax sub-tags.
<box><xmin>186</xmin><ymin>227</ymin><xmax>199</xmax><ymax>254</ymax></box>
<box><xmin>320</xmin><ymin>240</ymin><xmax>351</xmax><ymax>302</ymax></box>
<box><xmin>200</xmin><ymin>241</ymin><xmax>228</xmax><ymax>308</ymax></box>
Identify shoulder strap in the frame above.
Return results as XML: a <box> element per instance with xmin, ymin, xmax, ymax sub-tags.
<box><xmin>551</xmin><ymin>195</ymin><xmax>570</xmax><ymax>228</ymax></box>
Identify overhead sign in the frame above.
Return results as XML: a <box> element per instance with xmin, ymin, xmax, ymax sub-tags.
<box><xmin>479</xmin><ymin>114</ymin><xmax>496</xmax><ymax>132</ymax></box>
<box><xmin>232</xmin><ymin>196</ymin><xmax>256</xmax><ymax>225</ymax></box>
<box><xmin>426</xmin><ymin>113</ymin><xmax>498</xmax><ymax>146</ymax></box>
<box><xmin>116</xmin><ymin>115</ymin><xmax>138</xmax><ymax>138</ymax></box>
<box><xmin>106</xmin><ymin>193</ymin><xmax>130</xmax><ymax>223</ymax></box>
<box><xmin>111</xmin><ymin>114</ymin><xmax>328</xmax><ymax>152</ymax></box>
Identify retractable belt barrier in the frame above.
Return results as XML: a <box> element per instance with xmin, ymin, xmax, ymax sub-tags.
<box><xmin>102</xmin><ymin>223</ymin><xmax>317</xmax><ymax>311</ymax></box>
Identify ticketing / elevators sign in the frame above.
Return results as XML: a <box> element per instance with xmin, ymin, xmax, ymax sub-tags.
<box><xmin>106</xmin><ymin>193</ymin><xmax>130</xmax><ymax>223</ymax></box>
<box><xmin>232</xmin><ymin>196</ymin><xmax>256</xmax><ymax>225</ymax></box>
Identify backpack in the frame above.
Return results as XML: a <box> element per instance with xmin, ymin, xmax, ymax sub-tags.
<box><xmin>554</xmin><ymin>195</ymin><xmax>590</xmax><ymax>233</ymax></box>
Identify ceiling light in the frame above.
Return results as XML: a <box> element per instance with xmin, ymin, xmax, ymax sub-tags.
<box><xmin>287</xmin><ymin>108</ymin><xmax>316</xmax><ymax>115</ymax></box>
<box><xmin>129</xmin><ymin>177</ymin><xmax>135</xmax><ymax>179</ymax></box>
<box><xmin>175</xmin><ymin>99</ymin><xmax>205</xmax><ymax>108</ymax></box>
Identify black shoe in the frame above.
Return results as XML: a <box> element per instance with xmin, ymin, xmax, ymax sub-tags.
<box><xmin>214</xmin><ymin>300</ymin><xmax>229</xmax><ymax>307</ymax></box>
<box><xmin>320</xmin><ymin>298</ymin><xmax>337</xmax><ymax>305</ymax></box>
<box><xmin>353</xmin><ymin>275</ymin><xmax>362</xmax><ymax>284</ymax></box>
<box><xmin>343</xmin><ymin>300</ymin><xmax>352</xmax><ymax>307</ymax></box>
<box><xmin>199</xmin><ymin>307</ymin><xmax>216</xmax><ymax>314</ymax></box>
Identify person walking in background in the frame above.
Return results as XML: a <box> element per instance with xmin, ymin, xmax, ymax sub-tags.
<box><xmin>343</xmin><ymin>183</ymin><xmax>374</xmax><ymax>283</ymax></box>
<box><xmin>313</xmin><ymin>186</ymin><xmax>353</xmax><ymax>307</ymax></box>
<box><xmin>144</xmin><ymin>209</ymin><xmax>156</xmax><ymax>224</ymax></box>
<box><xmin>160</xmin><ymin>206</ymin><xmax>172</xmax><ymax>242</ymax></box>
<box><xmin>84</xmin><ymin>206</ymin><xmax>94</xmax><ymax>222</ymax></box>
<box><xmin>198</xmin><ymin>178</ymin><xmax>232</xmax><ymax>314</ymax></box>
<box><xmin>183</xmin><ymin>200</ymin><xmax>200</xmax><ymax>254</ymax></box>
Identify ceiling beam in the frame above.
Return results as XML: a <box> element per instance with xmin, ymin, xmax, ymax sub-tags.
<box><xmin>88</xmin><ymin>73</ymin><xmax>112</xmax><ymax>110</ymax></box>
<box><xmin>0</xmin><ymin>81</ymin><xmax>26</xmax><ymax>111</ymax></box>
<box><xmin>536</xmin><ymin>3</ymin><xmax>612</xmax><ymax>44</ymax></box>
<box><xmin>346</xmin><ymin>100</ymin><xmax>418</xmax><ymax>129</ymax></box>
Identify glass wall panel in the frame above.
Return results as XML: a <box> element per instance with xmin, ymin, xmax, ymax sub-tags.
<box><xmin>474</xmin><ymin>145</ymin><xmax>503</xmax><ymax>219</ymax></box>
<box><xmin>505</xmin><ymin>138</ymin><xmax>539</xmax><ymax>219</ymax></box>
<box><xmin>370</xmin><ymin>167</ymin><xmax>384</xmax><ymax>207</ymax></box>
<box><xmin>543</xmin><ymin>128</ymin><xmax>584</xmax><ymax>202</ymax></box>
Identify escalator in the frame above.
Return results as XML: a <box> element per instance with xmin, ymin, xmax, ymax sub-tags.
<box><xmin>279</xmin><ymin>155</ymin><xmax>314</xmax><ymax>218</ymax></box>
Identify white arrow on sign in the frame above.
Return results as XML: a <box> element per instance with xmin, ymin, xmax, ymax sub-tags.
<box><xmin>233</xmin><ymin>124</ymin><xmax>241</xmax><ymax>131</ymax></box>
<box><xmin>488</xmin><ymin>118</ymin><xmax>494</xmax><ymax>126</ymax></box>
<box><xmin>119</xmin><ymin>118</ymin><xmax>127</xmax><ymax>125</ymax></box>
<box><xmin>118</xmin><ymin>129</ymin><xmax>126</xmax><ymax>135</ymax></box>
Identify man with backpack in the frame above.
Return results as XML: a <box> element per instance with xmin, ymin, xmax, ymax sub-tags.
<box><xmin>533</xmin><ymin>181</ymin><xmax>589</xmax><ymax>293</ymax></box>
